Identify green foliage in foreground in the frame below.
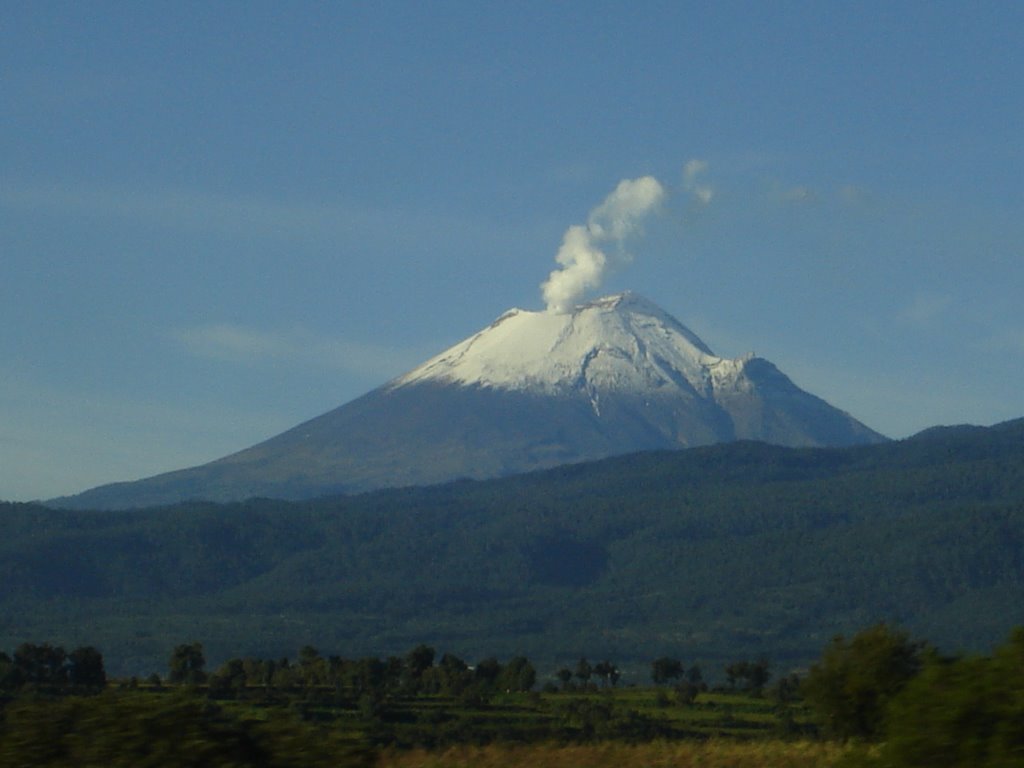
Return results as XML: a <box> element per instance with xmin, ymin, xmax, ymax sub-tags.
<box><xmin>0</xmin><ymin>692</ymin><xmax>370</xmax><ymax>768</ymax></box>
<box><xmin>2</xmin><ymin>623</ymin><xmax>1024</xmax><ymax>767</ymax></box>
<box><xmin>804</xmin><ymin>624</ymin><xmax>1024</xmax><ymax>768</ymax></box>
<box><xmin>802</xmin><ymin>624</ymin><xmax>925</xmax><ymax>740</ymax></box>
<box><xmin>874</xmin><ymin>628</ymin><xmax>1024</xmax><ymax>768</ymax></box>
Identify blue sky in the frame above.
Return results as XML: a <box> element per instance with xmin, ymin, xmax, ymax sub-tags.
<box><xmin>3</xmin><ymin>1</ymin><xmax>1022</xmax><ymax>501</ymax></box>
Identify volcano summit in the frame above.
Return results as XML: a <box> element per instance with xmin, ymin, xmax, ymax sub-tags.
<box><xmin>57</xmin><ymin>293</ymin><xmax>885</xmax><ymax>509</ymax></box>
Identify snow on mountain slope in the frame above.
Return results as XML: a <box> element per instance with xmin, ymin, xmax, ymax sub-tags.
<box><xmin>394</xmin><ymin>293</ymin><xmax>722</xmax><ymax>398</ymax></box>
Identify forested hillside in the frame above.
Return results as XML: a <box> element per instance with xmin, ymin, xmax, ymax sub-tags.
<box><xmin>2</xmin><ymin>418</ymin><xmax>1023</xmax><ymax>676</ymax></box>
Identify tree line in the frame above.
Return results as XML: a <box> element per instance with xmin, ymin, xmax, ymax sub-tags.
<box><xmin>5</xmin><ymin>625</ymin><xmax>1024</xmax><ymax>767</ymax></box>
<box><xmin>0</xmin><ymin>642</ymin><xmax>106</xmax><ymax>692</ymax></box>
<box><xmin>163</xmin><ymin>642</ymin><xmax>537</xmax><ymax>704</ymax></box>
<box><xmin>0</xmin><ymin>638</ymin><xmax>805</xmax><ymax>704</ymax></box>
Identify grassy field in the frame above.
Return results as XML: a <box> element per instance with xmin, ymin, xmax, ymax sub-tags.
<box><xmin>209</xmin><ymin>685</ymin><xmax>815</xmax><ymax>747</ymax></box>
<box><xmin>374</xmin><ymin>740</ymin><xmax>856</xmax><ymax>768</ymax></box>
<box><xmin>207</xmin><ymin>684</ymin><xmax>822</xmax><ymax>763</ymax></box>
<box><xmin>0</xmin><ymin>682</ymin><xmax>872</xmax><ymax>767</ymax></box>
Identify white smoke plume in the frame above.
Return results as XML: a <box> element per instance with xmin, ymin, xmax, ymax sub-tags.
<box><xmin>683</xmin><ymin>159</ymin><xmax>713</xmax><ymax>204</ymax></box>
<box><xmin>541</xmin><ymin>175</ymin><xmax>666</xmax><ymax>313</ymax></box>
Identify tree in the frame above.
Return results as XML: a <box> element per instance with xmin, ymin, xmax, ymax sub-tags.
<box><xmin>770</xmin><ymin>672</ymin><xmax>801</xmax><ymax>704</ymax></box>
<box><xmin>593</xmin><ymin>660</ymin><xmax>619</xmax><ymax>688</ymax></box>
<box><xmin>556</xmin><ymin>667</ymin><xmax>573</xmax><ymax>690</ymax></box>
<box><xmin>674</xmin><ymin>680</ymin><xmax>700</xmax><ymax>706</ymax></box>
<box><xmin>383</xmin><ymin>656</ymin><xmax>404</xmax><ymax>690</ymax></box>
<box><xmin>879</xmin><ymin>628</ymin><xmax>1024</xmax><ymax>767</ymax></box>
<box><xmin>13</xmin><ymin>642</ymin><xmax>67</xmax><ymax>688</ymax></box>
<box><xmin>439</xmin><ymin>652</ymin><xmax>467</xmax><ymax>676</ymax></box>
<box><xmin>168</xmin><ymin>642</ymin><xmax>207</xmax><ymax>685</ymax></box>
<box><xmin>574</xmin><ymin>657</ymin><xmax>592</xmax><ymax>686</ymax></box>
<box><xmin>298</xmin><ymin>645</ymin><xmax>320</xmax><ymax>667</ymax></box>
<box><xmin>209</xmin><ymin>658</ymin><xmax>247</xmax><ymax>695</ymax></box>
<box><xmin>724</xmin><ymin>657</ymin><xmax>772</xmax><ymax>693</ymax></box>
<box><xmin>242</xmin><ymin>657</ymin><xmax>271</xmax><ymax>689</ymax></box>
<box><xmin>349</xmin><ymin>657</ymin><xmax>386</xmax><ymax>698</ymax></box>
<box><xmin>802</xmin><ymin>623</ymin><xmax>924</xmax><ymax>741</ymax></box>
<box><xmin>749</xmin><ymin>656</ymin><xmax>772</xmax><ymax>693</ymax></box>
<box><xmin>724</xmin><ymin>660</ymin><xmax>749</xmax><ymax>689</ymax></box>
<box><xmin>67</xmin><ymin>646</ymin><xmax>106</xmax><ymax>689</ymax></box>
<box><xmin>405</xmin><ymin>644</ymin><xmax>435</xmax><ymax>679</ymax></box>
<box><xmin>436</xmin><ymin>653</ymin><xmax>471</xmax><ymax>694</ymax></box>
<box><xmin>686</xmin><ymin>665</ymin><xmax>704</xmax><ymax>687</ymax></box>
<box><xmin>298</xmin><ymin>645</ymin><xmax>325</xmax><ymax>687</ymax></box>
<box><xmin>651</xmin><ymin>656</ymin><xmax>683</xmax><ymax>685</ymax></box>
<box><xmin>499</xmin><ymin>656</ymin><xmax>536</xmax><ymax>692</ymax></box>
<box><xmin>0</xmin><ymin>651</ymin><xmax>18</xmax><ymax>691</ymax></box>
<box><xmin>474</xmin><ymin>656</ymin><xmax>503</xmax><ymax>687</ymax></box>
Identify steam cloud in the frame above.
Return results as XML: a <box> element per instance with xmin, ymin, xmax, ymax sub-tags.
<box><xmin>541</xmin><ymin>176</ymin><xmax>666</xmax><ymax>313</ymax></box>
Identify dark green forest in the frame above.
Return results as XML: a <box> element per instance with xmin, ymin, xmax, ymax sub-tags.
<box><xmin>2</xmin><ymin>418</ymin><xmax>1023</xmax><ymax>677</ymax></box>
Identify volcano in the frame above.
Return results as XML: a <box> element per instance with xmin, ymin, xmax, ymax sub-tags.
<box><xmin>56</xmin><ymin>293</ymin><xmax>885</xmax><ymax>509</ymax></box>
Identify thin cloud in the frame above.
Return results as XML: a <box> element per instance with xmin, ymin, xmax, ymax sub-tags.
<box><xmin>546</xmin><ymin>162</ymin><xmax>599</xmax><ymax>184</ymax></box>
<box><xmin>682</xmin><ymin>159</ymin><xmax>714</xmax><ymax>204</ymax></box>
<box><xmin>980</xmin><ymin>328</ymin><xmax>1024</xmax><ymax>356</ymax></box>
<box><xmin>769</xmin><ymin>183</ymin><xmax>817</xmax><ymax>205</ymax></box>
<box><xmin>779</xmin><ymin>354</ymin><xmax>1019</xmax><ymax>439</ymax></box>
<box><xmin>0</xmin><ymin>367</ymin><xmax>289</xmax><ymax>500</ymax></box>
<box><xmin>898</xmin><ymin>292</ymin><xmax>953</xmax><ymax>328</ymax></box>
<box><xmin>0</xmin><ymin>180</ymin><xmax>335</xmax><ymax>237</ymax></box>
<box><xmin>0</xmin><ymin>178</ymin><xmax>510</xmax><ymax>248</ymax></box>
<box><xmin>170</xmin><ymin>323</ymin><xmax>422</xmax><ymax>379</ymax></box>
<box><xmin>839</xmin><ymin>185</ymin><xmax>871</xmax><ymax>206</ymax></box>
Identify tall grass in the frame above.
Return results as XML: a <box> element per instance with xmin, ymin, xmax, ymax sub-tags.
<box><xmin>376</xmin><ymin>739</ymin><xmax>854</xmax><ymax>768</ymax></box>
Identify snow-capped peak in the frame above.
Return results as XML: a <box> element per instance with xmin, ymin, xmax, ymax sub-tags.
<box><xmin>390</xmin><ymin>292</ymin><xmax>745</xmax><ymax>398</ymax></box>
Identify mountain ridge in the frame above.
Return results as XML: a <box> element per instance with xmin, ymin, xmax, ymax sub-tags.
<box><xmin>12</xmin><ymin>417</ymin><xmax>1024</xmax><ymax>676</ymax></box>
